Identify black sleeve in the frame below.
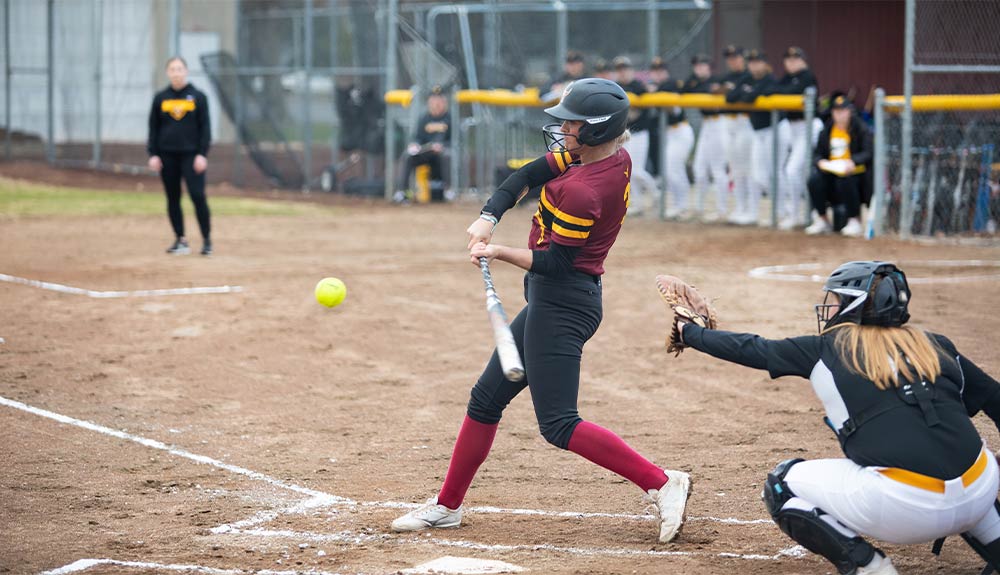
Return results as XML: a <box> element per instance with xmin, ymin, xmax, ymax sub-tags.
<box><xmin>414</xmin><ymin>115</ymin><xmax>429</xmax><ymax>145</ymax></box>
<box><xmin>197</xmin><ymin>91</ymin><xmax>211</xmax><ymax>156</ymax></box>
<box><xmin>682</xmin><ymin>325</ymin><xmax>822</xmax><ymax>378</ymax></box>
<box><xmin>481</xmin><ymin>154</ymin><xmax>559</xmax><ymax>221</ymax></box>
<box><xmin>851</xmin><ymin>122</ymin><xmax>873</xmax><ymax>166</ymax></box>
<box><xmin>933</xmin><ymin>334</ymin><xmax>1000</xmax><ymax>432</ymax></box>
<box><xmin>725</xmin><ymin>83</ymin><xmax>743</xmax><ymax>103</ymax></box>
<box><xmin>529</xmin><ymin>242</ymin><xmax>580</xmax><ymax>278</ymax></box>
<box><xmin>147</xmin><ymin>93</ymin><xmax>160</xmax><ymax>157</ymax></box>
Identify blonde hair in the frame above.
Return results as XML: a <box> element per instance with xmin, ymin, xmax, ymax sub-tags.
<box><xmin>824</xmin><ymin>323</ymin><xmax>941</xmax><ymax>390</ymax></box>
<box><xmin>614</xmin><ymin>129</ymin><xmax>631</xmax><ymax>150</ymax></box>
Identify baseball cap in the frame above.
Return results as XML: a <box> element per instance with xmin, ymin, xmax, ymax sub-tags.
<box><xmin>691</xmin><ymin>53</ymin><xmax>712</xmax><ymax>66</ymax></box>
<box><xmin>723</xmin><ymin>44</ymin><xmax>745</xmax><ymax>58</ymax></box>
<box><xmin>594</xmin><ymin>58</ymin><xmax>609</xmax><ymax>73</ymax></box>
<box><xmin>613</xmin><ymin>55</ymin><xmax>633</xmax><ymax>69</ymax></box>
<box><xmin>831</xmin><ymin>95</ymin><xmax>851</xmax><ymax>109</ymax></box>
<box><xmin>784</xmin><ymin>46</ymin><xmax>807</xmax><ymax>60</ymax></box>
<box><xmin>746</xmin><ymin>49</ymin><xmax>767</xmax><ymax>62</ymax></box>
<box><xmin>565</xmin><ymin>50</ymin><xmax>584</xmax><ymax>64</ymax></box>
<box><xmin>650</xmin><ymin>57</ymin><xmax>666</xmax><ymax>71</ymax></box>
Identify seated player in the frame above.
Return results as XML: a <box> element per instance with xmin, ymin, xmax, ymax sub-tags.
<box><xmin>399</xmin><ymin>86</ymin><xmax>451</xmax><ymax>202</ymax></box>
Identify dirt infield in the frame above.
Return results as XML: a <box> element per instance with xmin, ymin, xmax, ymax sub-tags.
<box><xmin>2</xmin><ymin>163</ymin><xmax>1000</xmax><ymax>574</ymax></box>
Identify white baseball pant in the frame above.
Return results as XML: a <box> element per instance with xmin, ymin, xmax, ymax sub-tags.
<box><xmin>622</xmin><ymin>129</ymin><xmax>657</xmax><ymax>214</ymax></box>
<box><xmin>664</xmin><ymin>121</ymin><xmax>694</xmax><ymax>215</ymax></box>
<box><xmin>779</xmin><ymin>118</ymin><xmax>809</xmax><ymax>223</ymax></box>
<box><xmin>726</xmin><ymin>114</ymin><xmax>755</xmax><ymax>218</ymax></box>
<box><xmin>692</xmin><ymin>115</ymin><xmax>729</xmax><ymax>217</ymax></box>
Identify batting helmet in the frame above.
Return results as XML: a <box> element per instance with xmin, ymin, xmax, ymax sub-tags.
<box><xmin>542</xmin><ymin>78</ymin><xmax>630</xmax><ymax>151</ymax></box>
<box><xmin>815</xmin><ymin>261</ymin><xmax>911</xmax><ymax>333</ymax></box>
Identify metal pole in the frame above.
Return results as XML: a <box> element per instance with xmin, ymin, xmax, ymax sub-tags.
<box><xmin>169</xmin><ymin>0</ymin><xmax>180</xmax><ymax>56</ymax></box>
<box><xmin>802</xmin><ymin>86</ymin><xmax>816</xmax><ymax>223</ymax></box>
<box><xmin>93</xmin><ymin>0</ymin><xmax>102</xmax><ymax>166</ymax></box>
<box><xmin>658</xmin><ymin>110</ymin><xmax>667</xmax><ymax>220</ymax></box>
<box><xmin>46</xmin><ymin>0</ymin><xmax>54</xmax><ymax>164</ymax></box>
<box><xmin>384</xmin><ymin>0</ymin><xmax>399</xmax><ymax>200</ymax></box>
<box><xmin>647</xmin><ymin>0</ymin><xmax>658</xmax><ymax>64</ymax></box>
<box><xmin>450</xmin><ymin>84</ymin><xmax>460</xmax><ymax>196</ymax></box>
<box><xmin>234</xmin><ymin>0</ymin><xmax>243</xmax><ymax>187</ymax></box>
<box><xmin>484</xmin><ymin>0</ymin><xmax>498</xmax><ymax>88</ymax></box>
<box><xmin>302</xmin><ymin>0</ymin><xmax>313</xmax><ymax>191</ymax></box>
<box><xmin>870</xmin><ymin>88</ymin><xmax>887</xmax><ymax>238</ymax></box>
<box><xmin>555</xmin><ymin>1</ymin><xmax>567</xmax><ymax>71</ymax></box>
<box><xmin>4</xmin><ymin>0</ymin><xmax>11</xmax><ymax>160</ymax></box>
<box><xmin>329</xmin><ymin>0</ymin><xmax>338</xmax><ymax>167</ymax></box>
<box><xmin>900</xmin><ymin>0</ymin><xmax>915</xmax><ymax>238</ymax></box>
<box><xmin>770</xmin><ymin>109</ymin><xmax>779</xmax><ymax>228</ymax></box>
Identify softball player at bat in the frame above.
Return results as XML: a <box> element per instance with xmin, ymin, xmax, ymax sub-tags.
<box><xmin>677</xmin><ymin>261</ymin><xmax>1000</xmax><ymax>575</ymax></box>
<box><xmin>392</xmin><ymin>79</ymin><xmax>692</xmax><ymax>543</ymax></box>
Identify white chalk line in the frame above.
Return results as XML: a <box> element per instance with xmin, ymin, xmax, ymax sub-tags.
<box><xmin>39</xmin><ymin>558</ymin><xmax>360</xmax><ymax>575</ymax></box>
<box><xmin>0</xmin><ymin>273</ymin><xmax>243</xmax><ymax>298</ymax></box>
<box><xmin>233</xmin><ymin>527</ymin><xmax>801</xmax><ymax>562</ymax></box>
<box><xmin>2</xmin><ymin>394</ymin><xmax>781</xmax><ymax>565</ymax></box>
<box><xmin>749</xmin><ymin>259</ymin><xmax>1000</xmax><ymax>284</ymax></box>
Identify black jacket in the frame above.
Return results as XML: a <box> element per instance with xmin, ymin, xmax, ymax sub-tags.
<box><xmin>765</xmin><ymin>68</ymin><xmax>818</xmax><ymax>121</ymax></box>
<box><xmin>414</xmin><ymin>112</ymin><xmax>451</xmax><ymax>147</ymax></box>
<box><xmin>657</xmin><ymin>79</ymin><xmax>687</xmax><ymax>126</ymax></box>
<box><xmin>682</xmin><ymin>75</ymin><xmax>721</xmax><ymax>117</ymax></box>
<box><xmin>814</xmin><ymin>116</ymin><xmax>874</xmax><ymax>203</ymax></box>
<box><xmin>726</xmin><ymin>73</ymin><xmax>776</xmax><ymax>130</ymax></box>
<box><xmin>619</xmin><ymin>79</ymin><xmax>652</xmax><ymax>132</ymax></box>
<box><xmin>147</xmin><ymin>83</ymin><xmax>211</xmax><ymax>157</ymax></box>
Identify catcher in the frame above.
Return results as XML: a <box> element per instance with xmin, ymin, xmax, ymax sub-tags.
<box><xmin>657</xmin><ymin>262</ymin><xmax>1000</xmax><ymax>575</ymax></box>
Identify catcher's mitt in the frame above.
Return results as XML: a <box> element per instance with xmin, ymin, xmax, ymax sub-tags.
<box><xmin>655</xmin><ymin>275</ymin><xmax>718</xmax><ymax>356</ymax></box>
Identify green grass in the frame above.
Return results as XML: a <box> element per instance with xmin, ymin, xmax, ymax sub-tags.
<box><xmin>0</xmin><ymin>177</ymin><xmax>328</xmax><ymax>217</ymax></box>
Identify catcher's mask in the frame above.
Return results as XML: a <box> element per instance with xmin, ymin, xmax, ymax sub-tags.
<box><xmin>542</xmin><ymin>78</ymin><xmax>630</xmax><ymax>152</ymax></box>
<box><xmin>815</xmin><ymin>261</ymin><xmax>911</xmax><ymax>333</ymax></box>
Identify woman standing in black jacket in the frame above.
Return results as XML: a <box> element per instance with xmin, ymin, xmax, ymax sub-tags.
<box><xmin>148</xmin><ymin>57</ymin><xmax>212</xmax><ymax>255</ymax></box>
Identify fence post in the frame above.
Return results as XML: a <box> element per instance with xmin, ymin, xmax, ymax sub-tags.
<box><xmin>383</xmin><ymin>0</ymin><xmax>399</xmax><ymax>201</ymax></box>
<box><xmin>899</xmin><ymin>0</ymin><xmax>915</xmax><ymax>237</ymax></box>
<box><xmin>302</xmin><ymin>0</ymin><xmax>313</xmax><ymax>191</ymax></box>
<box><xmin>769</xmin><ymin>109</ymin><xmax>780</xmax><ymax>228</ymax></box>
<box><xmin>869</xmin><ymin>88</ymin><xmax>887</xmax><ymax>239</ymax></box>
<box><xmin>93</xmin><ymin>0</ymin><xmax>102</xmax><ymax>167</ymax></box>
<box><xmin>4</xmin><ymin>0</ymin><xmax>11</xmax><ymax>160</ymax></box>
<box><xmin>46</xmin><ymin>0</ymin><xmax>54</xmax><ymax>164</ymax></box>
<box><xmin>658</xmin><ymin>108</ymin><xmax>667</xmax><ymax>220</ymax></box>
<box><xmin>450</xmin><ymin>85</ymin><xmax>460</xmax><ymax>196</ymax></box>
<box><xmin>802</xmin><ymin>86</ymin><xmax>816</xmax><ymax>224</ymax></box>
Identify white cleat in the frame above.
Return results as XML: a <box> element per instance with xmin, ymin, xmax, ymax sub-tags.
<box><xmin>805</xmin><ymin>217</ymin><xmax>832</xmax><ymax>235</ymax></box>
<box><xmin>840</xmin><ymin>217</ymin><xmax>864</xmax><ymax>237</ymax></box>
<box><xmin>391</xmin><ymin>497</ymin><xmax>462</xmax><ymax>532</ymax></box>
<box><xmin>648</xmin><ymin>469</ymin><xmax>692</xmax><ymax>543</ymax></box>
<box><xmin>857</xmin><ymin>550</ymin><xmax>898</xmax><ymax>575</ymax></box>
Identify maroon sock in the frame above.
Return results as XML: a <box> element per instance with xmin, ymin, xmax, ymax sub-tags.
<box><xmin>567</xmin><ymin>420</ymin><xmax>668</xmax><ymax>492</ymax></box>
<box><xmin>436</xmin><ymin>416</ymin><xmax>499</xmax><ymax>509</ymax></box>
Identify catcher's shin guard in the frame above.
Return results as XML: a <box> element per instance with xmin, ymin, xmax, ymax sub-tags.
<box><xmin>762</xmin><ymin>459</ymin><xmax>877</xmax><ymax>575</ymax></box>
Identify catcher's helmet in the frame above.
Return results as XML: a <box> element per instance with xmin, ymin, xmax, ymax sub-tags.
<box><xmin>815</xmin><ymin>261</ymin><xmax>911</xmax><ymax>333</ymax></box>
<box><xmin>542</xmin><ymin>78</ymin><xmax>630</xmax><ymax>151</ymax></box>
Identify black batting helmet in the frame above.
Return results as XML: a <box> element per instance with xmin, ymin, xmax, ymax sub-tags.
<box><xmin>815</xmin><ymin>261</ymin><xmax>911</xmax><ymax>333</ymax></box>
<box><xmin>542</xmin><ymin>78</ymin><xmax>630</xmax><ymax>151</ymax></box>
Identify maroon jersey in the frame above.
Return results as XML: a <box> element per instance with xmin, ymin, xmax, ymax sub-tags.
<box><xmin>528</xmin><ymin>148</ymin><xmax>631</xmax><ymax>276</ymax></box>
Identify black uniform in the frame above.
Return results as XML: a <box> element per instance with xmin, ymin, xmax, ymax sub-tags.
<box><xmin>766</xmin><ymin>68</ymin><xmax>818</xmax><ymax>121</ymax></box>
<box><xmin>727</xmin><ymin>73</ymin><xmax>777</xmax><ymax>131</ymax></box>
<box><xmin>719</xmin><ymin>69</ymin><xmax>750</xmax><ymax>118</ymax></box>
<box><xmin>682</xmin><ymin>325</ymin><xmax>1000</xmax><ymax>478</ymax></box>
<box><xmin>401</xmin><ymin>111</ymin><xmax>451</xmax><ymax>202</ymax></box>
<box><xmin>618</xmin><ymin>79</ymin><xmax>652</xmax><ymax>133</ymax></box>
<box><xmin>148</xmin><ymin>83</ymin><xmax>212</xmax><ymax>242</ymax></box>
<box><xmin>681</xmin><ymin>75</ymin><xmax>721</xmax><ymax>119</ymax></box>
<box><xmin>808</xmin><ymin>116</ymin><xmax>874</xmax><ymax>225</ymax></box>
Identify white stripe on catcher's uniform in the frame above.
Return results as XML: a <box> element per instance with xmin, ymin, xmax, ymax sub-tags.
<box><xmin>622</xmin><ymin>130</ymin><xmax>657</xmax><ymax>214</ymax></box>
<box><xmin>692</xmin><ymin>116</ymin><xmax>729</xmax><ymax>218</ymax></box>
<box><xmin>781</xmin><ymin>449</ymin><xmax>999</xmax><ymax>545</ymax></box>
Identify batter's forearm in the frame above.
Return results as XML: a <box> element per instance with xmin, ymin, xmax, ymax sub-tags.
<box><xmin>495</xmin><ymin>246</ymin><xmax>535</xmax><ymax>271</ymax></box>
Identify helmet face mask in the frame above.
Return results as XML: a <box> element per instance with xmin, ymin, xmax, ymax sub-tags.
<box><xmin>815</xmin><ymin>261</ymin><xmax>911</xmax><ymax>333</ymax></box>
<box><xmin>542</xmin><ymin>78</ymin><xmax>630</xmax><ymax>150</ymax></box>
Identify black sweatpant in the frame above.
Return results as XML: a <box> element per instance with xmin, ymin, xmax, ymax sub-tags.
<box><xmin>161</xmin><ymin>152</ymin><xmax>211</xmax><ymax>239</ymax></box>
<box><xmin>467</xmin><ymin>271</ymin><xmax>603</xmax><ymax>449</ymax></box>
<box><xmin>401</xmin><ymin>150</ymin><xmax>445</xmax><ymax>201</ymax></box>
<box><xmin>808</xmin><ymin>170</ymin><xmax>862</xmax><ymax>229</ymax></box>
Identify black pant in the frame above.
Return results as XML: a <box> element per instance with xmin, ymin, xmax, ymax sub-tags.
<box><xmin>467</xmin><ymin>271</ymin><xmax>603</xmax><ymax>449</ymax></box>
<box><xmin>808</xmin><ymin>170</ymin><xmax>862</xmax><ymax>230</ymax></box>
<box><xmin>161</xmin><ymin>152</ymin><xmax>211</xmax><ymax>239</ymax></box>
<box><xmin>401</xmin><ymin>150</ymin><xmax>445</xmax><ymax>201</ymax></box>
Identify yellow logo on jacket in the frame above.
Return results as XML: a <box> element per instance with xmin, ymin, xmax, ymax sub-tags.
<box><xmin>162</xmin><ymin>98</ymin><xmax>196</xmax><ymax>121</ymax></box>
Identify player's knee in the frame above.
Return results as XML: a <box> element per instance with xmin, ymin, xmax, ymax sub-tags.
<box><xmin>538</xmin><ymin>417</ymin><xmax>579</xmax><ymax>449</ymax></box>
<box><xmin>466</xmin><ymin>385</ymin><xmax>503</xmax><ymax>425</ymax></box>
<box><xmin>762</xmin><ymin>458</ymin><xmax>803</xmax><ymax>518</ymax></box>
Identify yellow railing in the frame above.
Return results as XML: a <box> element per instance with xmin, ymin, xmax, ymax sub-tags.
<box><xmin>386</xmin><ymin>88</ymin><xmax>1000</xmax><ymax>112</ymax></box>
